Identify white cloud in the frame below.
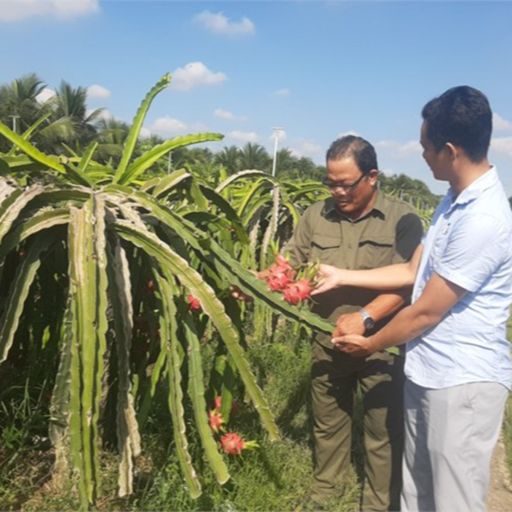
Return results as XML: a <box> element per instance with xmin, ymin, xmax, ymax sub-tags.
<box><xmin>214</xmin><ymin>108</ymin><xmax>234</xmax><ymax>121</ymax></box>
<box><xmin>0</xmin><ymin>0</ymin><xmax>99</xmax><ymax>22</ymax></box>
<box><xmin>149</xmin><ymin>116</ymin><xmax>188</xmax><ymax>135</ymax></box>
<box><xmin>227</xmin><ymin>131</ymin><xmax>259</xmax><ymax>143</ymax></box>
<box><xmin>290</xmin><ymin>139</ymin><xmax>323</xmax><ymax>159</ymax></box>
<box><xmin>147</xmin><ymin>118</ymin><xmax>210</xmax><ymax>137</ymax></box>
<box><xmin>493</xmin><ymin>113</ymin><xmax>512</xmax><ymax>132</ymax></box>
<box><xmin>491</xmin><ymin>137</ymin><xmax>512</xmax><ymax>158</ymax></box>
<box><xmin>214</xmin><ymin>108</ymin><xmax>247</xmax><ymax>122</ymax></box>
<box><xmin>36</xmin><ymin>87</ymin><xmax>56</xmax><ymax>104</ymax></box>
<box><xmin>171</xmin><ymin>62</ymin><xmax>227</xmax><ymax>91</ymax></box>
<box><xmin>376</xmin><ymin>139</ymin><xmax>422</xmax><ymax>157</ymax></box>
<box><xmin>273</xmin><ymin>88</ymin><xmax>290</xmax><ymax>97</ymax></box>
<box><xmin>139</xmin><ymin>127</ymin><xmax>152</xmax><ymax>139</ymax></box>
<box><xmin>87</xmin><ymin>84</ymin><xmax>111</xmax><ymax>99</ymax></box>
<box><xmin>194</xmin><ymin>10</ymin><xmax>255</xmax><ymax>36</ymax></box>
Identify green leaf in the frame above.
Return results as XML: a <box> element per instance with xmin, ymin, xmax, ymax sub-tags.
<box><xmin>114</xmin><ymin>73</ymin><xmax>171</xmax><ymax>183</ymax></box>
<box><xmin>0</xmin><ymin>185</ymin><xmax>44</xmax><ymax>247</ymax></box>
<box><xmin>0</xmin><ymin>120</ymin><xmax>66</xmax><ymax>173</ymax></box>
<box><xmin>67</xmin><ymin>196</ymin><xmax>109</xmax><ymax>506</ymax></box>
<box><xmin>78</xmin><ymin>142</ymin><xmax>99</xmax><ymax>174</ymax></box>
<box><xmin>0</xmin><ymin>233</ymin><xmax>55</xmax><ymax>363</ymax></box>
<box><xmin>146</xmin><ymin>169</ymin><xmax>192</xmax><ymax>196</ymax></box>
<box><xmin>184</xmin><ymin>315</ymin><xmax>230</xmax><ymax>485</ymax></box>
<box><xmin>106</xmin><ymin>236</ymin><xmax>141</xmax><ymax>497</ymax></box>
<box><xmin>215</xmin><ymin>170</ymin><xmax>269</xmax><ymax>194</ymax></box>
<box><xmin>208</xmin><ymin>239</ymin><xmax>335</xmax><ymax>334</ymax></box>
<box><xmin>114</xmin><ymin>220</ymin><xmax>280</xmax><ymax>441</ymax></box>
<box><xmin>118</xmin><ymin>133</ymin><xmax>223</xmax><ymax>185</ymax></box>
<box><xmin>7</xmin><ymin>112</ymin><xmax>52</xmax><ymax>156</ymax></box>
<box><xmin>155</xmin><ymin>273</ymin><xmax>202</xmax><ymax>498</ymax></box>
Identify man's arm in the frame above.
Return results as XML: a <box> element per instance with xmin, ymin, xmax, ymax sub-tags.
<box><xmin>332</xmin><ymin>210</ymin><xmax>424</xmax><ymax>336</ymax></box>
<box><xmin>313</xmin><ymin>244</ymin><xmax>423</xmax><ymax>295</ymax></box>
<box><xmin>332</xmin><ymin>272</ymin><xmax>466</xmax><ymax>356</ymax></box>
<box><xmin>333</xmin><ymin>291</ymin><xmax>409</xmax><ymax>336</ymax></box>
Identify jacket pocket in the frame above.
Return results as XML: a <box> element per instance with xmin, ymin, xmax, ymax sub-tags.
<box><xmin>310</xmin><ymin>235</ymin><xmax>341</xmax><ymax>264</ymax></box>
<box><xmin>357</xmin><ymin>236</ymin><xmax>395</xmax><ymax>269</ymax></box>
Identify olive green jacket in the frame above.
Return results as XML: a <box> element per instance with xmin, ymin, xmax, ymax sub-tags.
<box><xmin>286</xmin><ymin>191</ymin><xmax>423</xmax><ymax>346</ymax></box>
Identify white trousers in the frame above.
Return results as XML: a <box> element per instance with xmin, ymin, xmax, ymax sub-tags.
<box><xmin>401</xmin><ymin>378</ymin><xmax>508</xmax><ymax>512</ymax></box>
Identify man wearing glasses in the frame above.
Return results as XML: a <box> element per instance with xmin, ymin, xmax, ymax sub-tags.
<box><xmin>287</xmin><ymin>135</ymin><xmax>423</xmax><ymax>510</ymax></box>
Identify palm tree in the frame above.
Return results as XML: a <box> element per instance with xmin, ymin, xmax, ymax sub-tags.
<box><xmin>37</xmin><ymin>81</ymin><xmax>104</xmax><ymax>153</ymax></box>
<box><xmin>215</xmin><ymin>145</ymin><xmax>241</xmax><ymax>174</ymax></box>
<box><xmin>215</xmin><ymin>145</ymin><xmax>239</xmax><ymax>173</ymax></box>
<box><xmin>0</xmin><ymin>73</ymin><xmax>47</xmax><ymax>130</ymax></box>
<box><xmin>239</xmin><ymin>143</ymin><xmax>270</xmax><ymax>171</ymax></box>
<box><xmin>274</xmin><ymin>148</ymin><xmax>296</xmax><ymax>175</ymax></box>
<box><xmin>94</xmin><ymin>118</ymin><xmax>131</xmax><ymax>164</ymax></box>
<box><xmin>0</xmin><ymin>74</ymin><xmax>48</xmax><ymax>151</ymax></box>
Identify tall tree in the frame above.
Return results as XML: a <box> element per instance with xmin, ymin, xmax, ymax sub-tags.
<box><xmin>215</xmin><ymin>145</ymin><xmax>241</xmax><ymax>174</ymax></box>
<box><xmin>37</xmin><ymin>81</ymin><xmax>103</xmax><ymax>153</ymax></box>
<box><xmin>239</xmin><ymin>142</ymin><xmax>271</xmax><ymax>171</ymax></box>
<box><xmin>0</xmin><ymin>73</ymin><xmax>46</xmax><ymax>131</ymax></box>
<box><xmin>0</xmin><ymin>74</ymin><xmax>48</xmax><ymax>151</ymax></box>
<box><xmin>94</xmin><ymin>118</ymin><xmax>131</xmax><ymax>164</ymax></box>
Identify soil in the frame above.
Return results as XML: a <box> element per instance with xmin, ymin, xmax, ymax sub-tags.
<box><xmin>487</xmin><ymin>435</ymin><xmax>512</xmax><ymax>511</ymax></box>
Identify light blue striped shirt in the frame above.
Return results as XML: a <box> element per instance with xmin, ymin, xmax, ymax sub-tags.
<box><xmin>405</xmin><ymin>167</ymin><xmax>512</xmax><ymax>389</ymax></box>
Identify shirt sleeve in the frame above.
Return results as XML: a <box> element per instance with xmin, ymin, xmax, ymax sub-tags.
<box><xmin>392</xmin><ymin>212</ymin><xmax>424</xmax><ymax>264</ymax></box>
<box><xmin>433</xmin><ymin>213</ymin><xmax>506</xmax><ymax>292</ymax></box>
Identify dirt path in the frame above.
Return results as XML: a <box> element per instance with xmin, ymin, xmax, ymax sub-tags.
<box><xmin>487</xmin><ymin>434</ymin><xmax>512</xmax><ymax>511</ymax></box>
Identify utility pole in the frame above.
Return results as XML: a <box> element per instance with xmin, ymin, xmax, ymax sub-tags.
<box><xmin>9</xmin><ymin>115</ymin><xmax>20</xmax><ymax>133</ymax></box>
<box><xmin>271</xmin><ymin>127</ymin><xmax>284</xmax><ymax>177</ymax></box>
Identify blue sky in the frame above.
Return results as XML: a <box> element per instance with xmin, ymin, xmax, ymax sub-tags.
<box><xmin>1</xmin><ymin>0</ymin><xmax>512</xmax><ymax>195</ymax></box>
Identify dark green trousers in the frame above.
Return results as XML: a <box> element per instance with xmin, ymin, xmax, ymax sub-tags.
<box><xmin>310</xmin><ymin>342</ymin><xmax>404</xmax><ymax>511</ymax></box>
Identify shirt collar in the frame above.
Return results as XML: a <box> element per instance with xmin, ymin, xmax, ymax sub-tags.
<box><xmin>446</xmin><ymin>166</ymin><xmax>498</xmax><ymax>212</ymax></box>
<box><xmin>323</xmin><ymin>190</ymin><xmax>386</xmax><ymax>221</ymax></box>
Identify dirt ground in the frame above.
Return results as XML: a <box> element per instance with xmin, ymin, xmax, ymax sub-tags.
<box><xmin>487</xmin><ymin>435</ymin><xmax>512</xmax><ymax>511</ymax></box>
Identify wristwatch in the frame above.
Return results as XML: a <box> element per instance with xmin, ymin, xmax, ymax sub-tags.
<box><xmin>359</xmin><ymin>308</ymin><xmax>375</xmax><ymax>332</ymax></box>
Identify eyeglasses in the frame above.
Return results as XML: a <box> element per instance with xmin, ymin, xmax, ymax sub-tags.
<box><xmin>322</xmin><ymin>173</ymin><xmax>367</xmax><ymax>191</ymax></box>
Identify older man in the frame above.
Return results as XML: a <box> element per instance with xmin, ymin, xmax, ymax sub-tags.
<box><xmin>287</xmin><ymin>135</ymin><xmax>423</xmax><ymax>510</ymax></box>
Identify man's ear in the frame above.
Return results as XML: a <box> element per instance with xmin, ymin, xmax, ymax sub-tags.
<box><xmin>444</xmin><ymin>142</ymin><xmax>460</xmax><ymax>160</ymax></box>
<box><xmin>368</xmin><ymin>169</ymin><xmax>379</xmax><ymax>186</ymax></box>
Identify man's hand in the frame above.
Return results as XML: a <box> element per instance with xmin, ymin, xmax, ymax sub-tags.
<box><xmin>311</xmin><ymin>264</ymin><xmax>344</xmax><ymax>295</ymax></box>
<box><xmin>332</xmin><ymin>334</ymin><xmax>376</xmax><ymax>358</ymax></box>
<box><xmin>333</xmin><ymin>312</ymin><xmax>365</xmax><ymax>337</ymax></box>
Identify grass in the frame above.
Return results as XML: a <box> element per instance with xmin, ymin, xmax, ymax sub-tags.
<box><xmin>502</xmin><ymin>313</ymin><xmax>512</xmax><ymax>472</ymax></box>
<box><xmin>7</xmin><ymin>310</ymin><xmax>509</xmax><ymax>510</ymax></box>
<box><xmin>0</xmin><ymin>320</ymin><xmax>361</xmax><ymax>511</ymax></box>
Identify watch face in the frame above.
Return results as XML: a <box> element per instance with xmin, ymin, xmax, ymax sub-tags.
<box><xmin>363</xmin><ymin>317</ymin><xmax>375</xmax><ymax>330</ymax></box>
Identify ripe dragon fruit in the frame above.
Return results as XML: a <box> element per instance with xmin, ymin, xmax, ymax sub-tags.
<box><xmin>220</xmin><ymin>432</ymin><xmax>245</xmax><ymax>455</ymax></box>
<box><xmin>187</xmin><ymin>294</ymin><xmax>201</xmax><ymax>311</ymax></box>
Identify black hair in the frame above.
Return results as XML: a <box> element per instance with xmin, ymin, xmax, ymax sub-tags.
<box><xmin>325</xmin><ymin>135</ymin><xmax>378</xmax><ymax>175</ymax></box>
<box><xmin>421</xmin><ymin>86</ymin><xmax>492</xmax><ymax>162</ymax></box>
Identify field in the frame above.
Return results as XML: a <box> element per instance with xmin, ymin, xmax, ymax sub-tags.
<box><xmin>0</xmin><ymin>74</ymin><xmax>511</xmax><ymax>511</ymax></box>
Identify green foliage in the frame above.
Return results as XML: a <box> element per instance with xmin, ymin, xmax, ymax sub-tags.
<box><xmin>0</xmin><ymin>71</ymin><xmax>443</xmax><ymax>510</ymax></box>
<box><xmin>0</xmin><ymin>74</ymin><xmax>338</xmax><ymax>508</ymax></box>
<box><xmin>0</xmin><ymin>329</ymin><xmax>361</xmax><ymax>511</ymax></box>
